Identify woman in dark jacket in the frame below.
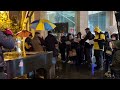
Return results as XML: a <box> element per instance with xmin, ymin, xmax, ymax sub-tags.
<box><xmin>103</xmin><ymin>31</ymin><xmax>112</xmax><ymax>73</ymax></box>
<box><xmin>110</xmin><ymin>40</ymin><xmax>120</xmax><ymax>78</ymax></box>
<box><xmin>0</xmin><ymin>29</ymin><xmax>15</xmax><ymax>79</ymax></box>
<box><xmin>76</xmin><ymin>32</ymin><xmax>82</xmax><ymax>64</ymax></box>
<box><xmin>66</xmin><ymin>33</ymin><xmax>73</xmax><ymax>62</ymax></box>
<box><xmin>25</xmin><ymin>34</ymin><xmax>33</xmax><ymax>51</ymax></box>
<box><xmin>59</xmin><ymin>36</ymin><xmax>66</xmax><ymax>62</ymax></box>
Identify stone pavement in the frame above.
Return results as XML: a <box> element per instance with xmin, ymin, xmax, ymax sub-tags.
<box><xmin>55</xmin><ymin>62</ymin><xmax>105</xmax><ymax>79</ymax></box>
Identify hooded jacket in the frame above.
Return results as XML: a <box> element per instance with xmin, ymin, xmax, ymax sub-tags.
<box><xmin>45</xmin><ymin>33</ymin><xmax>58</xmax><ymax>57</ymax></box>
<box><xmin>0</xmin><ymin>31</ymin><xmax>15</xmax><ymax>67</ymax></box>
<box><xmin>94</xmin><ymin>26</ymin><xmax>105</xmax><ymax>50</ymax></box>
<box><xmin>31</xmin><ymin>34</ymin><xmax>44</xmax><ymax>52</ymax></box>
<box><xmin>111</xmin><ymin>40</ymin><xmax>120</xmax><ymax>69</ymax></box>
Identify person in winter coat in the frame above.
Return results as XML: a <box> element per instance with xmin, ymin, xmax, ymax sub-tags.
<box><xmin>31</xmin><ymin>32</ymin><xmax>44</xmax><ymax>52</ymax></box>
<box><xmin>83</xmin><ymin>28</ymin><xmax>94</xmax><ymax>67</ymax></box>
<box><xmin>45</xmin><ymin>31</ymin><xmax>58</xmax><ymax>57</ymax></box>
<box><xmin>59</xmin><ymin>35</ymin><xmax>66</xmax><ymax>62</ymax></box>
<box><xmin>44</xmin><ymin>31</ymin><xmax>58</xmax><ymax>78</ymax></box>
<box><xmin>94</xmin><ymin>26</ymin><xmax>105</xmax><ymax>70</ymax></box>
<box><xmin>28</xmin><ymin>32</ymin><xmax>44</xmax><ymax>78</ymax></box>
<box><xmin>65</xmin><ymin>33</ymin><xmax>74</xmax><ymax>62</ymax></box>
<box><xmin>111</xmin><ymin>40</ymin><xmax>120</xmax><ymax>70</ymax></box>
<box><xmin>72</xmin><ymin>32</ymin><xmax>81</xmax><ymax>65</ymax></box>
<box><xmin>0</xmin><ymin>29</ymin><xmax>15</xmax><ymax>79</ymax></box>
<box><xmin>104</xmin><ymin>31</ymin><xmax>112</xmax><ymax>73</ymax></box>
<box><xmin>110</xmin><ymin>40</ymin><xmax>120</xmax><ymax>78</ymax></box>
<box><xmin>25</xmin><ymin>34</ymin><xmax>33</xmax><ymax>51</ymax></box>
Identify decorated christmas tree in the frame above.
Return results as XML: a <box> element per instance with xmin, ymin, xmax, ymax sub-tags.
<box><xmin>0</xmin><ymin>11</ymin><xmax>21</xmax><ymax>34</ymax></box>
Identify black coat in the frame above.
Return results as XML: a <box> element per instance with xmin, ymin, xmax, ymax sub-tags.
<box><xmin>83</xmin><ymin>31</ymin><xmax>94</xmax><ymax>48</ymax></box>
<box><xmin>59</xmin><ymin>36</ymin><xmax>66</xmax><ymax>53</ymax></box>
<box><xmin>45</xmin><ymin>34</ymin><xmax>58</xmax><ymax>57</ymax></box>
<box><xmin>59</xmin><ymin>42</ymin><xmax>66</xmax><ymax>53</ymax></box>
<box><xmin>111</xmin><ymin>49</ymin><xmax>120</xmax><ymax>70</ymax></box>
<box><xmin>25</xmin><ymin>37</ymin><xmax>33</xmax><ymax>51</ymax></box>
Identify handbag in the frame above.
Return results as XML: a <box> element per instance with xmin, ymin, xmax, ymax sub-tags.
<box><xmin>105</xmin><ymin>50</ymin><xmax>112</xmax><ymax>55</ymax></box>
<box><xmin>72</xmin><ymin>49</ymin><xmax>77</xmax><ymax>56</ymax></box>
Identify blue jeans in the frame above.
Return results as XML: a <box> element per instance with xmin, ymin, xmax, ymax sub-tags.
<box><xmin>104</xmin><ymin>54</ymin><xmax>112</xmax><ymax>72</ymax></box>
<box><xmin>94</xmin><ymin>50</ymin><xmax>103</xmax><ymax>69</ymax></box>
<box><xmin>52</xmin><ymin>57</ymin><xmax>57</xmax><ymax>65</ymax></box>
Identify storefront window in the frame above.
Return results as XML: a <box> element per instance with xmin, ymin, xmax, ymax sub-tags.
<box><xmin>88</xmin><ymin>11</ymin><xmax>107</xmax><ymax>33</ymax></box>
<box><xmin>45</xmin><ymin>11</ymin><xmax>76</xmax><ymax>33</ymax></box>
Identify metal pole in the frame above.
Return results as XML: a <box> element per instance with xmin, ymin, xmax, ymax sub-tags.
<box><xmin>114</xmin><ymin>11</ymin><xmax>120</xmax><ymax>40</ymax></box>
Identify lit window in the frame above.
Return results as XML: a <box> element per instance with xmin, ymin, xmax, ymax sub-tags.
<box><xmin>88</xmin><ymin>11</ymin><xmax>107</xmax><ymax>33</ymax></box>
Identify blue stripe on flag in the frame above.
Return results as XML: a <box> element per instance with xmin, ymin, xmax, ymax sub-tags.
<box><xmin>31</xmin><ymin>20</ymin><xmax>39</xmax><ymax>24</ymax></box>
<box><xmin>30</xmin><ymin>22</ymin><xmax>38</xmax><ymax>29</ymax></box>
<box><xmin>44</xmin><ymin>23</ymin><xmax>53</xmax><ymax>31</ymax></box>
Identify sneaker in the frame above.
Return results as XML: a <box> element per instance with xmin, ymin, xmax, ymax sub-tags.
<box><xmin>39</xmin><ymin>76</ymin><xmax>44</xmax><ymax>79</ymax></box>
<box><xmin>67</xmin><ymin>60</ymin><xmax>71</xmax><ymax>64</ymax></box>
<box><xmin>104</xmin><ymin>72</ymin><xmax>109</xmax><ymax>77</ymax></box>
<box><xmin>104</xmin><ymin>72</ymin><xmax>111</xmax><ymax>78</ymax></box>
<box><xmin>67</xmin><ymin>61</ymin><xmax>73</xmax><ymax>64</ymax></box>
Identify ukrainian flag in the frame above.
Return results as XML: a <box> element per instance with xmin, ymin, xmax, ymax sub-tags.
<box><xmin>30</xmin><ymin>19</ymin><xmax>56</xmax><ymax>31</ymax></box>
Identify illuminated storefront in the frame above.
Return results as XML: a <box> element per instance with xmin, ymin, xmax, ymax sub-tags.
<box><xmin>88</xmin><ymin>11</ymin><xmax>114</xmax><ymax>33</ymax></box>
<box><xmin>22</xmin><ymin>11</ymin><xmax>116</xmax><ymax>36</ymax></box>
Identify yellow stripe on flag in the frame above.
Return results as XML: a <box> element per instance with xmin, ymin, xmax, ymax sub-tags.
<box><xmin>49</xmin><ymin>22</ymin><xmax>56</xmax><ymax>28</ymax></box>
<box><xmin>36</xmin><ymin>21</ymin><xmax>45</xmax><ymax>30</ymax></box>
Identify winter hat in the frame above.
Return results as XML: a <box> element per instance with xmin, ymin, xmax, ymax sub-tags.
<box><xmin>5</xmin><ymin>29</ymin><xmax>13</xmax><ymax>36</ymax></box>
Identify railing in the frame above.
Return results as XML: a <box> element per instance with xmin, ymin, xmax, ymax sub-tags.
<box><xmin>4</xmin><ymin>51</ymin><xmax>53</xmax><ymax>79</ymax></box>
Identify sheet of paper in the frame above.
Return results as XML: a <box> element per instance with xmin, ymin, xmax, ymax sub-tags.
<box><xmin>89</xmin><ymin>40</ymin><xmax>94</xmax><ymax>45</ymax></box>
<box><xmin>85</xmin><ymin>39</ymin><xmax>94</xmax><ymax>45</ymax></box>
<box><xmin>85</xmin><ymin>39</ymin><xmax>90</xmax><ymax>43</ymax></box>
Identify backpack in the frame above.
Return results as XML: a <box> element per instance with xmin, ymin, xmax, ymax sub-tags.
<box><xmin>98</xmin><ymin>32</ymin><xmax>104</xmax><ymax>39</ymax></box>
<box><xmin>91</xmin><ymin>33</ymin><xmax>95</xmax><ymax>40</ymax></box>
<box><xmin>98</xmin><ymin>32</ymin><xmax>105</xmax><ymax>49</ymax></box>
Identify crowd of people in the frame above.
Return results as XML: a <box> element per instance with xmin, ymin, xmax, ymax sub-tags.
<box><xmin>1</xmin><ymin>26</ymin><xmax>120</xmax><ymax>79</ymax></box>
<box><xmin>24</xmin><ymin>26</ymin><xmax>120</xmax><ymax>78</ymax></box>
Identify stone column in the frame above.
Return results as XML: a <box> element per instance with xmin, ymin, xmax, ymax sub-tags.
<box><xmin>33</xmin><ymin>11</ymin><xmax>47</xmax><ymax>38</ymax></box>
<box><xmin>31</xmin><ymin>12</ymin><xmax>35</xmax><ymax>37</ymax></box>
<box><xmin>106</xmin><ymin>11</ymin><xmax>111</xmax><ymax>28</ymax></box>
<box><xmin>111</xmin><ymin>11</ymin><xmax>117</xmax><ymax>26</ymax></box>
<box><xmin>104</xmin><ymin>11</ymin><xmax>118</xmax><ymax>36</ymax></box>
<box><xmin>33</xmin><ymin>11</ymin><xmax>45</xmax><ymax>38</ymax></box>
<box><xmin>75</xmin><ymin>11</ymin><xmax>80</xmax><ymax>33</ymax></box>
<box><xmin>39</xmin><ymin>11</ymin><xmax>48</xmax><ymax>39</ymax></box>
<box><xmin>75</xmin><ymin>11</ymin><xmax>88</xmax><ymax>36</ymax></box>
<box><xmin>107</xmin><ymin>11</ymin><xmax>116</xmax><ymax>26</ymax></box>
<box><xmin>34</xmin><ymin>11</ymin><xmax>40</xmax><ymax>20</ymax></box>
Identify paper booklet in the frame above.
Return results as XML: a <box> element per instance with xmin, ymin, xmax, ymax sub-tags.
<box><xmin>85</xmin><ymin>39</ymin><xmax>94</xmax><ymax>45</ymax></box>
